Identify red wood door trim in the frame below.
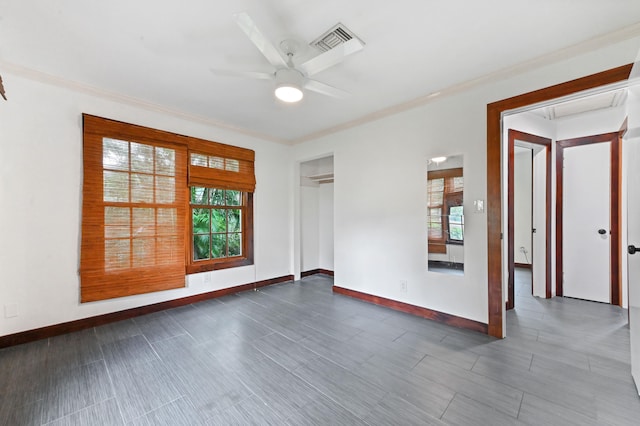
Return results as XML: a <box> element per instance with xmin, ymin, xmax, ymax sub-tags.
<box><xmin>508</xmin><ymin>130</ymin><xmax>552</xmax><ymax>310</ymax></box>
<box><xmin>556</xmin><ymin>132</ymin><xmax>622</xmax><ymax>305</ymax></box>
<box><xmin>486</xmin><ymin>64</ymin><xmax>631</xmax><ymax>337</ymax></box>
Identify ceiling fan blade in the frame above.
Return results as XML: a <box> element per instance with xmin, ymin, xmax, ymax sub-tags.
<box><xmin>234</xmin><ymin>12</ymin><xmax>288</xmax><ymax>68</ymax></box>
<box><xmin>304</xmin><ymin>79</ymin><xmax>351</xmax><ymax>98</ymax></box>
<box><xmin>299</xmin><ymin>38</ymin><xmax>364</xmax><ymax>77</ymax></box>
<box><xmin>211</xmin><ymin>69</ymin><xmax>273</xmax><ymax>80</ymax></box>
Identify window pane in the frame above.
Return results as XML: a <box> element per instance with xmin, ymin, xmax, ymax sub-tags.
<box><xmin>191</xmin><ymin>153</ymin><xmax>207</xmax><ymax>167</ymax></box>
<box><xmin>428</xmin><ymin>222</ymin><xmax>443</xmax><ymax>239</ymax></box>
<box><xmin>104</xmin><ymin>171</ymin><xmax>129</xmax><ymax>202</ymax></box>
<box><xmin>156</xmin><ymin>176</ymin><xmax>175</xmax><ymax>204</ymax></box>
<box><xmin>105</xmin><ymin>207</ymin><xmax>130</xmax><ymax>238</ymax></box>
<box><xmin>226</xmin><ymin>190</ymin><xmax>241</xmax><ymax>206</ymax></box>
<box><xmin>428</xmin><ymin>208</ymin><xmax>443</xmax><ymax>239</ymax></box>
<box><xmin>191</xmin><ymin>187</ymin><xmax>208</xmax><ymax>204</ymax></box>
<box><xmin>192</xmin><ymin>208</ymin><xmax>210</xmax><ymax>234</ymax></box>
<box><xmin>103</xmin><ymin>138</ymin><xmax>129</xmax><ymax>171</ymax></box>
<box><xmin>209</xmin><ymin>188</ymin><xmax>225</xmax><ymax>205</ymax></box>
<box><xmin>228</xmin><ymin>209</ymin><xmax>241</xmax><ymax>232</ymax></box>
<box><xmin>211</xmin><ymin>234</ymin><xmax>226</xmax><ymax>258</ymax></box>
<box><xmin>449</xmin><ymin>206</ymin><xmax>464</xmax><ymax>241</ymax></box>
<box><xmin>156</xmin><ymin>147</ymin><xmax>175</xmax><ymax>176</ymax></box>
<box><xmin>225</xmin><ymin>159</ymin><xmax>240</xmax><ymax>172</ymax></box>
<box><xmin>105</xmin><ymin>239</ymin><xmax>130</xmax><ymax>270</ymax></box>
<box><xmin>209</xmin><ymin>156</ymin><xmax>225</xmax><ymax>169</ymax></box>
<box><xmin>211</xmin><ymin>209</ymin><xmax>227</xmax><ymax>233</ymax></box>
<box><xmin>157</xmin><ymin>208</ymin><xmax>176</xmax><ymax>235</ymax></box>
<box><xmin>130</xmin><ymin>142</ymin><xmax>154</xmax><ymax>173</ymax></box>
<box><xmin>428</xmin><ymin>192</ymin><xmax>443</xmax><ymax>206</ymax></box>
<box><xmin>193</xmin><ymin>235</ymin><xmax>210</xmax><ymax>260</ymax></box>
<box><xmin>157</xmin><ymin>236</ymin><xmax>179</xmax><ymax>264</ymax></box>
<box><xmin>131</xmin><ymin>173</ymin><xmax>154</xmax><ymax>203</ymax></box>
<box><xmin>449</xmin><ymin>225</ymin><xmax>463</xmax><ymax>240</ymax></box>
<box><xmin>428</xmin><ymin>178</ymin><xmax>444</xmax><ymax>192</ymax></box>
<box><xmin>228</xmin><ymin>233</ymin><xmax>241</xmax><ymax>256</ymax></box>
<box><xmin>450</xmin><ymin>206</ymin><xmax>464</xmax><ymax>220</ymax></box>
<box><xmin>451</xmin><ymin>176</ymin><xmax>464</xmax><ymax>192</ymax></box>
<box><xmin>133</xmin><ymin>238</ymin><xmax>155</xmax><ymax>267</ymax></box>
<box><xmin>133</xmin><ymin>208</ymin><xmax>155</xmax><ymax>237</ymax></box>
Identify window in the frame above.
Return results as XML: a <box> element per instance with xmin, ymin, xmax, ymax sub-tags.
<box><xmin>427</xmin><ymin>168</ymin><xmax>463</xmax><ymax>253</ymax></box>
<box><xmin>81</xmin><ymin>114</ymin><xmax>255</xmax><ymax>302</ymax></box>
<box><xmin>448</xmin><ymin>205</ymin><xmax>464</xmax><ymax>241</ymax></box>
<box><xmin>188</xmin><ymin>187</ymin><xmax>253</xmax><ymax>273</ymax></box>
<box><xmin>186</xmin><ymin>145</ymin><xmax>255</xmax><ymax>274</ymax></box>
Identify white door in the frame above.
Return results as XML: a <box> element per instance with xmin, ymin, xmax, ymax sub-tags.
<box><xmin>563</xmin><ymin>142</ymin><xmax>611</xmax><ymax>303</ymax></box>
<box><xmin>627</xmin><ymin>56</ymin><xmax>640</xmax><ymax>394</ymax></box>
<box><xmin>532</xmin><ymin>146</ymin><xmax>547</xmax><ymax>298</ymax></box>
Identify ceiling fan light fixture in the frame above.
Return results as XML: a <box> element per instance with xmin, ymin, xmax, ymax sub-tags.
<box><xmin>274</xmin><ymin>68</ymin><xmax>304</xmax><ymax>103</ymax></box>
<box><xmin>275</xmin><ymin>84</ymin><xmax>303</xmax><ymax>103</ymax></box>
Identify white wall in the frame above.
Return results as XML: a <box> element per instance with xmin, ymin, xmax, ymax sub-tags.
<box><xmin>514</xmin><ymin>149</ymin><xmax>533</xmax><ymax>264</ymax></box>
<box><xmin>2</xmin><ymin>35</ymin><xmax>638</xmax><ymax>337</ymax></box>
<box><xmin>0</xmin><ymin>73</ymin><xmax>292</xmax><ymax>337</ymax></box>
<box><xmin>292</xmin><ymin>36</ymin><xmax>640</xmax><ymax>325</ymax></box>
<box><xmin>318</xmin><ymin>183</ymin><xmax>334</xmax><ymax>271</ymax></box>
<box><xmin>300</xmin><ymin>186</ymin><xmax>320</xmax><ymax>271</ymax></box>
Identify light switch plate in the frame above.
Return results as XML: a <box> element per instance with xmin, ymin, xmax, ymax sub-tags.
<box><xmin>474</xmin><ymin>199</ymin><xmax>484</xmax><ymax>213</ymax></box>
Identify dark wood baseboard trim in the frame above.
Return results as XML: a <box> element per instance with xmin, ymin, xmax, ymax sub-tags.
<box><xmin>514</xmin><ymin>263</ymin><xmax>532</xmax><ymax>270</ymax></box>
<box><xmin>301</xmin><ymin>268</ymin><xmax>335</xmax><ymax>277</ymax></box>
<box><xmin>332</xmin><ymin>285</ymin><xmax>488</xmax><ymax>334</ymax></box>
<box><xmin>0</xmin><ymin>274</ymin><xmax>294</xmax><ymax>349</ymax></box>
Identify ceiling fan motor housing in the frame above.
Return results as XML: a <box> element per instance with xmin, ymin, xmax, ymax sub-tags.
<box><xmin>275</xmin><ymin>68</ymin><xmax>304</xmax><ymax>89</ymax></box>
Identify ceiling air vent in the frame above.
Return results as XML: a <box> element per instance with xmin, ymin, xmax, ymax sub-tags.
<box><xmin>311</xmin><ymin>23</ymin><xmax>363</xmax><ymax>52</ymax></box>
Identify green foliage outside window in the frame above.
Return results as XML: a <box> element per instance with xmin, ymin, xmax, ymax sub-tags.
<box><xmin>191</xmin><ymin>187</ymin><xmax>242</xmax><ymax>260</ymax></box>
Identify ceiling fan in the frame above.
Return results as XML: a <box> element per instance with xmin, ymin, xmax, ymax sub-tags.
<box><xmin>212</xmin><ymin>12</ymin><xmax>364</xmax><ymax>103</ymax></box>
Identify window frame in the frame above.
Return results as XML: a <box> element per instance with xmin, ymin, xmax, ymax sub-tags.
<box><xmin>427</xmin><ymin>168</ymin><xmax>464</xmax><ymax>253</ymax></box>
<box><xmin>186</xmin><ymin>188</ymin><xmax>254</xmax><ymax>274</ymax></box>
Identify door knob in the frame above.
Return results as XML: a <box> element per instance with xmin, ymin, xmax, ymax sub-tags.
<box><xmin>630</xmin><ymin>245</ymin><xmax>639</xmax><ymax>255</ymax></box>
<box><xmin>598</xmin><ymin>229</ymin><xmax>607</xmax><ymax>235</ymax></box>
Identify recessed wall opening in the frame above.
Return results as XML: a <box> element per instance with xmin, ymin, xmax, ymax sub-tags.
<box><xmin>299</xmin><ymin>155</ymin><xmax>335</xmax><ymax>278</ymax></box>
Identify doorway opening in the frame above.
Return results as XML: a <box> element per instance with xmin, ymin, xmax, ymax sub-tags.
<box><xmin>299</xmin><ymin>156</ymin><xmax>335</xmax><ymax>279</ymax></box>
<box><xmin>506</xmin><ymin>130</ymin><xmax>552</xmax><ymax>311</ymax></box>
<box><xmin>486</xmin><ymin>64</ymin><xmax>633</xmax><ymax>338</ymax></box>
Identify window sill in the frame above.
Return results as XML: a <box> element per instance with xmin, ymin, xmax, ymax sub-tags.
<box><xmin>186</xmin><ymin>257</ymin><xmax>253</xmax><ymax>274</ymax></box>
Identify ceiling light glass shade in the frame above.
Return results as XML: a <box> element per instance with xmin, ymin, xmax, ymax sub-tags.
<box><xmin>274</xmin><ymin>68</ymin><xmax>304</xmax><ymax>103</ymax></box>
<box><xmin>275</xmin><ymin>85</ymin><xmax>303</xmax><ymax>103</ymax></box>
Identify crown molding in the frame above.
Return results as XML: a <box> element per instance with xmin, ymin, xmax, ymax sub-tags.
<box><xmin>290</xmin><ymin>22</ymin><xmax>640</xmax><ymax>144</ymax></box>
<box><xmin>0</xmin><ymin>60</ymin><xmax>290</xmax><ymax>145</ymax></box>
<box><xmin>3</xmin><ymin>21</ymin><xmax>640</xmax><ymax>147</ymax></box>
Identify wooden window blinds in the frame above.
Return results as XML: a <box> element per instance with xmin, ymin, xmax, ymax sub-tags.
<box><xmin>187</xmin><ymin>139</ymin><xmax>255</xmax><ymax>192</ymax></box>
<box><xmin>80</xmin><ymin>114</ymin><xmax>256</xmax><ymax>302</ymax></box>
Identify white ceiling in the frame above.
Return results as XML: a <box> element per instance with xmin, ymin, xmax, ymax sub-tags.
<box><xmin>527</xmin><ymin>88</ymin><xmax>627</xmax><ymax>120</ymax></box>
<box><xmin>2</xmin><ymin>1</ymin><xmax>640</xmax><ymax>144</ymax></box>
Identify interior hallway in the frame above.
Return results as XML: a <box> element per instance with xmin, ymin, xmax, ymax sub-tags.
<box><xmin>0</xmin><ymin>272</ymin><xmax>638</xmax><ymax>425</ymax></box>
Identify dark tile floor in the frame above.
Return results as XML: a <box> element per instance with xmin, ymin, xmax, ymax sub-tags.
<box><xmin>1</xmin><ymin>270</ymin><xmax>639</xmax><ymax>425</ymax></box>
